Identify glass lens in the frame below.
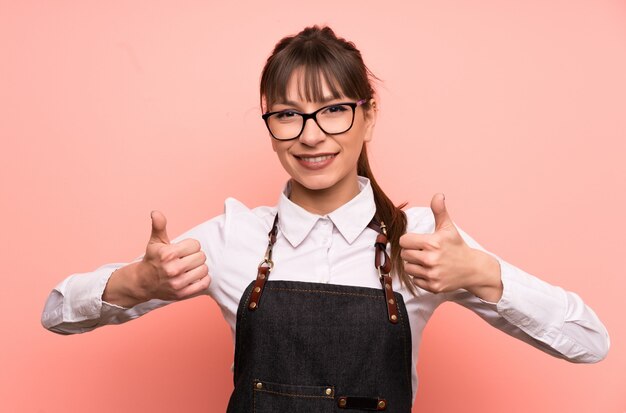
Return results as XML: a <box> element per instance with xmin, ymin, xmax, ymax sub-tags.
<box><xmin>267</xmin><ymin>110</ymin><xmax>303</xmax><ymax>140</ymax></box>
<box><xmin>316</xmin><ymin>104</ymin><xmax>353</xmax><ymax>134</ymax></box>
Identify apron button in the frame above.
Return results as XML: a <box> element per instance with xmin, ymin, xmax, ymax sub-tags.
<box><xmin>325</xmin><ymin>387</ymin><xmax>333</xmax><ymax>396</ymax></box>
<box><xmin>255</xmin><ymin>382</ymin><xmax>263</xmax><ymax>389</ymax></box>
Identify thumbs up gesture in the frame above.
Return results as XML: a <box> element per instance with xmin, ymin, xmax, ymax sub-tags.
<box><xmin>102</xmin><ymin>211</ymin><xmax>210</xmax><ymax>307</ymax></box>
<box><xmin>140</xmin><ymin>211</ymin><xmax>210</xmax><ymax>301</ymax></box>
<box><xmin>400</xmin><ymin>194</ymin><xmax>502</xmax><ymax>301</ymax></box>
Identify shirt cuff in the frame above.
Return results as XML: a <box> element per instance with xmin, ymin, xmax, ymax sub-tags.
<box><xmin>60</xmin><ymin>264</ymin><xmax>123</xmax><ymax>323</ymax></box>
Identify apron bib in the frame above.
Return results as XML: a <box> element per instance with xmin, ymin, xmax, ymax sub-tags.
<box><xmin>226</xmin><ymin>215</ymin><xmax>413</xmax><ymax>412</ymax></box>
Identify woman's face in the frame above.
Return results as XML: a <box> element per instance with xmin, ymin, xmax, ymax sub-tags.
<box><xmin>268</xmin><ymin>70</ymin><xmax>376</xmax><ymax>198</ymax></box>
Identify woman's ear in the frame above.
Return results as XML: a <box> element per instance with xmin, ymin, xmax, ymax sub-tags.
<box><xmin>363</xmin><ymin>99</ymin><xmax>378</xmax><ymax>143</ymax></box>
<box><xmin>369</xmin><ymin>98</ymin><xmax>377</xmax><ymax>111</ymax></box>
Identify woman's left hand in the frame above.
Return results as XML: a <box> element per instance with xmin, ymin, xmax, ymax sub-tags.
<box><xmin>400</xmin><ymin>193</ymin><xmax>503</xmax><ymax>302</ymax></box>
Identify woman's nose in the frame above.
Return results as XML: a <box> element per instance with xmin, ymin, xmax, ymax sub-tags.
<box><xmin>298</xmin><ymin>117</ymin><xmax>326</xmax><ymax>146</ymax></box>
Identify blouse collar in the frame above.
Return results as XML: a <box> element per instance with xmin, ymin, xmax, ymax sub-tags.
<box><xmin>277</xmin><ymin>176</ymin><xmax>377</xmax><ymax>247</ymax></box>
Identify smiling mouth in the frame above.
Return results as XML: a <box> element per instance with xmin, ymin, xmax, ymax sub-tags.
<box><xmin>295</xmin><ymin>154</ymin><xmax>337</xmax><ymax>163</ymax></box>
<box><xmin>293</xmin><ymin>153</ymin><xmax>338</xmax><ymax>170</ymax></box>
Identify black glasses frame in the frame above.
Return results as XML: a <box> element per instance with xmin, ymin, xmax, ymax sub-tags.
<box><xmin>261</xmin><ymin>99</ymin><xmax>366</xmax><ymax>141</ymax></box>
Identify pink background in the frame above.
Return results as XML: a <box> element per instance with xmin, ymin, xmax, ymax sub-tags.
<box><xmin>1</xmin><ymin>1</ymin><xmax>625</xmax><ymax>412</ymax></box>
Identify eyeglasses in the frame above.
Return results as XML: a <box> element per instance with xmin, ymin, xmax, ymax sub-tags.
<box><xmin>262</xmin><ymin>99</ymin><xmax>366</xmax><ymax>141</ymax></box>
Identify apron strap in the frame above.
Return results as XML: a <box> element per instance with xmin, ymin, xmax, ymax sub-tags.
<box><xmin>249</xmin><ymin>214</ymin><xmax>400</xmax><ymax>324</ymax></box>
<box><xmin>247</xmin><ymin>214</ymin><xmax>278</xmax><ymax>311</ymax></box>
<box><xmin>368</xmin><ymin>219</ymin><xmax>399</xmax><ymax>324</ymax></box>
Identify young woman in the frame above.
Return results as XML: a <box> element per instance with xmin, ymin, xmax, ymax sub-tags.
<box><xmin>42</xmin><ymin>26</ymin><xmax>609</xmax><ymax>412</ymax></box>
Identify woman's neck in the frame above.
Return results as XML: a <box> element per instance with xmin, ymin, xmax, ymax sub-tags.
<box><xmin>288</xmin><ymin>175</ymin><xmax>361</xmax><ymax>215</ymax></box>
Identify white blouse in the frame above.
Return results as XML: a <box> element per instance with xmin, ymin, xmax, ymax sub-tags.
<box><xmin>41</xmin><ymin>177</ymin><xmax>610</xmax><ymax>398</ymax></box>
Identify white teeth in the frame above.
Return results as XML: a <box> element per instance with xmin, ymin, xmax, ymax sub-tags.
<box><xmin>300</xmin><ymin>155</ymin><xmax>335</xmax><ymax>163</ymax></box>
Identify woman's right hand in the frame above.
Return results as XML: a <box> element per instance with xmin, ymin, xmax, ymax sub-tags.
<box><xmin>102</xmin><ymin>211</ymin><xmax>210</xmax><ymax>307</ymax></box>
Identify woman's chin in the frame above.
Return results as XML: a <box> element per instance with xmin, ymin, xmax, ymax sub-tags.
<box><xmin>290</xmin><ymin>170</ymin><xmax>358</xmax><ymax>195</ymax></box>
<box><xmin>291</xmin><ymin>175</ymin><xmax>336</xmax><ymax>192</ymax></box>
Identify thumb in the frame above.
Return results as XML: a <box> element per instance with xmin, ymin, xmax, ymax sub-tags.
<box><xmin>149</xmin><ymin>210</ymin><xmax>170</xmax><ymax>244</ymax></box>
<box><xmin>431</xmin><ymin>193</ymin><xmax>453</xmax><ymax>231</ymax></box>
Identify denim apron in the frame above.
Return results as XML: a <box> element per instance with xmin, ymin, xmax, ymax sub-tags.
<box><xmin>226</xmin><ymin>215</ymin><xmax>413</xmax><ymax>412</ymax></box>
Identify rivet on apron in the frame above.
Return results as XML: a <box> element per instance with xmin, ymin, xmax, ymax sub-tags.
<box><xmin>338</xmin><ymin>397</ymin><xmax>347</xmax><ymax>407</ymax></box>
<box><xmin>253</xmin><ymin>286</ymin><xmax>261</xmax><ymax>293</ymax></box>
<box><xmin>255</xmin><ymin>381</ymin><xmax>263</xmax><ymax>389</ymax></box>
<box><xmin>258</xmin><ymin>273</ymin><xmax>266</xmax><ymax>280</ymax></box>
<box><xmin>378</xmin><ymin>399</ymin><xmax>387</xmax><ymax>409</ymax></box>
<box><xmin>325</xmin><ymin>387</ymin><xmax>333</xmax><ymax>396</ymax></box>
<box><xmin>249</xmin><ymin>302</ymin><xmax>257</xmax><ymax>310</ymax></box>
<box><xmin>388</xmin><ymin>298</ymin><xmax>395</xmax><ymax>305</ymax></box>
<box><xmin>385</xmin><ymin>283</ymin><xmax>391</xmax><ymax>290</ymax></box>
<box><xmin>391</xmin><ymin>314</ymin><xmax>397</xmax><ymax>322</ymax></box>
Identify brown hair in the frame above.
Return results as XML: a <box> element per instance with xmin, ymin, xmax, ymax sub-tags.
<box><xmin>260</xmin><ymin>26</ymin><xmax>415</xmax><ymax>295</ymax></box>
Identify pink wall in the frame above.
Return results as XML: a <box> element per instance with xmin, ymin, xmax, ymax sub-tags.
<box><xmin>1</xmin><ymin>1</ymin><xmax>624</xmax><ymax>411</ymax></box>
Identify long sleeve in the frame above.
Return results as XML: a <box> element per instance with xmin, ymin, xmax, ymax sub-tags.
<box><xmin>447</xmin><ymin>228</ymin><xmax>610</xmax><ymax>363</ymax></box>
<box><xmin>41</xmin><ymin>261</ymin><xmax>174</xmax><ymax>334</ymax></box>
<box><xmin>41</xmin><ymin>210</ymin><xmax>230</xmax><ymax>335</ymax></box>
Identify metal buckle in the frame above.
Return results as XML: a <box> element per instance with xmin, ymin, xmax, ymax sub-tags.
<box><xmin>258</xmin><ymin>258</ymin><xmax>274</xmax><ymax>270</ymax></box>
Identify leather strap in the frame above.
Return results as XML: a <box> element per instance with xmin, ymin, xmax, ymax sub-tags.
<box><xmin>247</xmin><ymin>266</ymin><xmax>270</xmax><ymax>310</ymax></box>
<box><xmin>337</xmin><ymin>396</ymin><xmax>388</xmax><ymax>410</ymax></box>
<box><xmin>374</xmin><ymin>233</ymin><xmax>392</xmax><ymax>274</ymax></box>
<box><xmin>371</xmin><ymin>222</ymin><xmax>399</xmax><ymax>324</ymax></box>
<box><xmin>247</xmin><ymin>214</ymin><xmax>278</xmax><ymax>311</ymax></box>
<box><xmin>249</xmin><ymin>214</ymin><xmax>399</xmax><ymax>324</ymax></box>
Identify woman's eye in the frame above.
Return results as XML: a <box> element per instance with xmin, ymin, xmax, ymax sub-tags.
<box><xmin>275</xmin><ymin>111</ymin><xmax>297</xmax><ymax>120</ymax></box>
<box><xmin>323</xmin><ymin>105</ymin><xmax>348</xmax><ymax>114</ymax></box>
